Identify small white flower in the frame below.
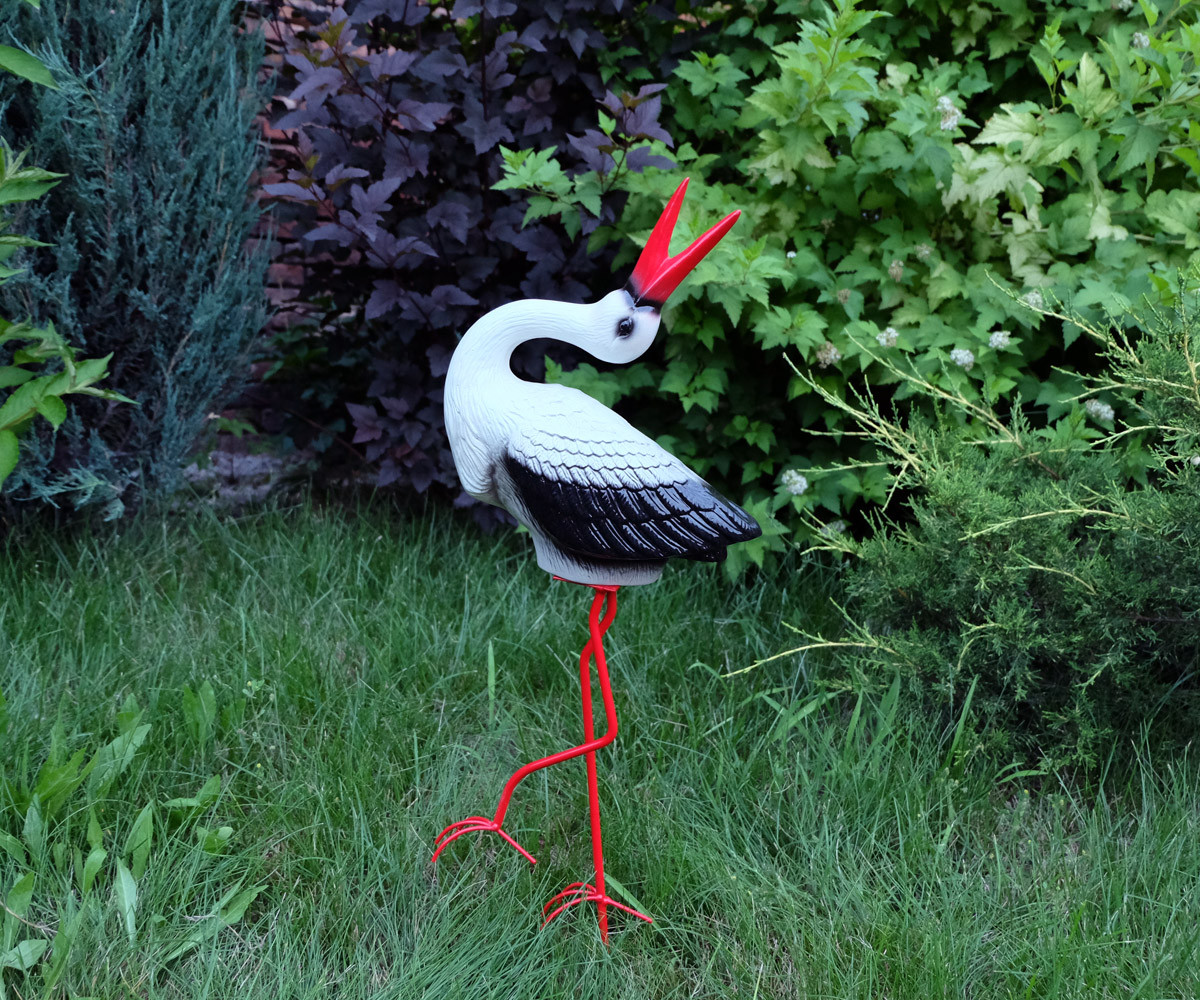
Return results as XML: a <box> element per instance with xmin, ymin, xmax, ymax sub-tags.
<box><xmin>1021</xmin><ymin>289</ymin><xmax>1045</xmax><ymax>311</ymax></box>
<box><xmin>1131</xmin><ymin>31</ymin><xmax>1151</xmax><ymax>48</ymax></box>
<box><xmin>950</xmin><ymin>348</ymin><xmax>975</xmax><ymax>371</ymax></box>
<box><xmin>1190</xmin><ymin>455</ymin><xmax>1200</xmax><ymax>467</ymax></box>
<box><xmin>937</xmin><ymin>95</ymin><xmax>962</xmax><ymax>130</ymax></box>
<box><xmin>888</xmin><ymin>259</ymin><xmax>904</xmax><ymax>281</ymax></box>
<box><xmin>781</xmin><ymin>469</ymin><xmax>809</xmax><ymax>495</ymax></box>
<box><xmin>816</xmin><ymin>340</ymin><xmax>842</xmax><ymax>368</ymax></box>
<box><xmin>1112</xmin><ymin>0</ymin><xmax>1134</xmax><ymax>9</ymax></box>
<box><xmin>1085</xmin><ymin>398</ymin><xmax>1115</xmax><ymax>421</ymax></box>
<box><xmin>786</xmin><ymin>250</ymin><xmax>797</xmax><ymax>259</ymax></box>
<box><xmin>877</xmin><ymin>326</ymin><xmax>899</xmax><ymax>348</ymax></box>
<box><xmin>989</xmin><ymin>330</ymin><xmax>1012</xmax><ymax>349</ymax></box>
<box><xmin>915</xmin><ymin>243</ymin><xmax>933</xmax><ymax>261</ymax></box>
<box><xmin>819</xmin><ymin>519</ymin><xmax>847</xmax><ymax>537</ymax></box>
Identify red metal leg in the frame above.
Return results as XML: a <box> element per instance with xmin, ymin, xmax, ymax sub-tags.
<box><xmin>540</xmin><ymin>585</ymin><xmax>652</xmax><ymax>943</ymax></box>
<box><xmin>433</xmin><ymin>582</ymin><xmax>652</xmax><ymax>942</ymax></box>
<box><xmin>432</xmin><ymin>586</ymin><xmax>619</xmax><ymax>867</ymax></box>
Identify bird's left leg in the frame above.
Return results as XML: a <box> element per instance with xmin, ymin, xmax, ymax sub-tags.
<box><xmin>541</xmin><ymin>585</ymin><xmax>652</xmax><ymax>944</ymax></box>
<box><xmin>432</xmin><ymin>585</ymin><xmax>623</xmax><ymax>867</ymax></box>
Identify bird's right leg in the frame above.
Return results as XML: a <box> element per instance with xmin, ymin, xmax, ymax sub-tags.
<box><xmin>431</xmin><ymin>586</ymin><xmax>620</xmax><ymax>868</ymax></box>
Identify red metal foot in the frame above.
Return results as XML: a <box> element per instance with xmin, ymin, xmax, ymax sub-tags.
<box><xmin>542</xmin><ymin>881</ymin><xmax>653</xmax><ymax>932</ymax></box>
<box><xmin>431</xmin><ymin>815</ymin><xmax>537</xmax><ymax>865</ymax></box>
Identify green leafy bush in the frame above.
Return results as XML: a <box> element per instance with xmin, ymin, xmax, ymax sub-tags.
<box><xmin>499</xmin><ymin>0</ymin><xmax>1200</xmax><ymax>571</ymax></box>
<box><xmin>0</xmin><ymin>8</ymin><xmax>129</xmax><ymax>503</ymax></box>
<box><xmin>768</xmin><ymin>283</ymin><xmax>1199</xmax><ymax>769</ymax></box>
<box><xmin>0</xmin><ymin>0</ymin><xmax>270</xmax><ymax>516</ymax></box>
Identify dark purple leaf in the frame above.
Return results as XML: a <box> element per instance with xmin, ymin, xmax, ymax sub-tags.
<box><xmin>430</xmin><ymin>284</ymin><xmax>479</xmax><ymax>309</ymax></box>
<box><xmin>624</xmin><ymin>146</ymin><xmax>675</xmax><ymax>173</ymax></box>
<box><xmin>365</xmin><ymin>280</ymin><xmax>406</xmax><ymax>319</ymax></box>
<box><xmin>263</xmin><ymin>181</ymin><xmax>321</xmax><ymax>202</ymax></box>
<box><xmin>351</xmin><ymin>177</ymin><xmax>403</xmax><ymax>215</ymax></box>
<box><xmin>427</xmin><ymin>344</ymin><xmax>451</xmax><ymax>377</ymax></box>
<box><xmin>564</xmin><ymin>26</ymin><xmax>589</xmax><ymax>58</ymax></box>
<box><xmin>303</xmin><ymin>221</ymin><xmax>355</xmax><ymax>246</ymax></box>
<box><xmin>427</xmin><ymin>200</ymin><xmax>472</xmax><ymax>243</ymax></box>
<box><xmin>457</xmin><ymin>95</ymin><xmax>514</xmax><ymax>155</ymax></box>
<box><xmin>331</xmin><ymin>94</ymin><xmax>382</xmax><ymax>130</ymax></box>
<box><xmin>383</xmin><ymin>133</ymin><xmax>431</xmax><ymax>182</ymax></box>
<box><xmin>394</xmin><ymin>99</ymin><xmax>454</xmax><ymax>132</ymax></box>
<box><xmin>512</xmin><ymin>225</ymin><xmax>564</xmax><ymax>267</ymax></box>
<box><xmin>568</xmin><ymin>130</ymin><xmax>615</xmax><ymax>173</ymax></box>
<box><xmin>413</xmin><ymin>47</ymin><xmax>466</xmax><ymax>82</ymax></box>
<box><xmin>623</xmin><ymin>96</ymin><xmax>673</xmax><ymax>146</ymax></box>
<box><xmin>368</xmin><ymin>49</ymin><xmax>420</xmax><ymax>78</ymax></box>
<box><xmin>379</xmin><ymin>395</ymin><xmax>413</xmax><ymax>419</ymax></box>
<box><xmin>324</xmin><ymin>164</ymin><xmax>371</xmax><ymax>186</ymax></box>
<box><xmin>350</xmin><ymin>0</ymin><xmax>428</xmax><ymax>27</ymax></box>
<box><xmin>347</xmin><ymin>402</ymin><xmax>382</xmax><ymax>442</ymax></box>
<box><xmin>452</xmin><ymin>0</ymin><xmax>517</xmax><ymax>15</ymax></box>
<box><xmin>289</xmin><ymin>66</ymin><xmax>345</xmax><ymax>105</ymax></box>
<box><xmin>632</xmin><ymin>83</ymin><xmax>668</xmax><ymax>104</ymax></box>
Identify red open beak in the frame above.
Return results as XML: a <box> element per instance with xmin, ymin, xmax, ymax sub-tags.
<box><xmin>627</xmin><ymin>178</ymin><xmax>740</xmax><ymax>309</ymax></box>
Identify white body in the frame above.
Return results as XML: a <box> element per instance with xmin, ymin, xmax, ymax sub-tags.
<box><xmin>445</xmin><ymin>292</ymin><xmax>699</xmax><ymax>586</ymax></box>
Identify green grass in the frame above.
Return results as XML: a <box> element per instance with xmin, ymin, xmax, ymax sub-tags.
<box><xmin>1</xmin><ymin>502</ymin><xmax>1197</xmax><ymax>998</ymax></box>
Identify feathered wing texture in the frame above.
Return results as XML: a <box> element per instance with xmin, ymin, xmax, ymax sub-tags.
<box><xmin>501</xmin><ymin>407</ymin><xmax>760</xmax><ymax>565</ymax></box>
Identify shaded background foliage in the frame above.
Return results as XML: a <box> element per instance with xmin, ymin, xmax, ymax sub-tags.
<box><xmin>0</xmin><ymin>0</ymin><xmax>271</xmax><ymax>518</ymax></box>
<box><xmin>497</xmin><ymin>0</ymin><xmax>1200</xmax><ymax>570</ymax></box>
<box><xmin>257</xmin><ymin>0</ymin><xmax>687</xmax><ymax>505</ymax></box>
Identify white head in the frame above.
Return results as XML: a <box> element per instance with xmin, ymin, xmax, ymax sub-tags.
<box><xmin>580</xmin><ymin>289</ymin><xmax>663</xmax><ymax>364</ymax></box>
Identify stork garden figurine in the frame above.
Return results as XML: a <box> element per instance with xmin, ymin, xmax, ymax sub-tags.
<box><xmin>435</xmin><ymin>178</ymin><xmax>760</xmax><ymax>943</ymax></box>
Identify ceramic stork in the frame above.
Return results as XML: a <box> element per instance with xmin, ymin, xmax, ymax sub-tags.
<box><xmin>434</xmin><ymin>178</ymin><xmax>760</xmax><ymax>942</ymax></box>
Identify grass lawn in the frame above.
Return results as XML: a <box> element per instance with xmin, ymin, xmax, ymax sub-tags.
<box><xmin>1</xmin><ymin>502</ymin><xmax>1197</xmax><ymax>998</ymax></box>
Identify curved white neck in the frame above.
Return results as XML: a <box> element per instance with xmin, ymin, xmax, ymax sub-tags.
<box><xmin>452</xmin><ymin>298</ymin><xmax>590</xmax><ymax>381</ymax></box>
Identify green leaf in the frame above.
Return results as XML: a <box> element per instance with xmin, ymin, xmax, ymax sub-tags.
<box><xmin>5</xmin><ymin>872</ymin><xmax>34</xmax><ymax>920</ymax></box>
<box><xmin>975</xmin><ymin>108</ymin><xmax>1039</xmax><ymax>147</ymax></box>
<box><xmin>87</xmin><ymin>723</ymin><xmax>151</xmax><ymax>797</ymax></box>
<box><xmin>0</xmin><ymin>428</ymin><xmax>18</xmax><ymax>488</ymax></box>
<box><xmin>0</xmin><ymin>831</ymin><xmax>25</xmax><ymax>865</ymax></box>
<box><xmin>23</xmin><ymin>797</ymin><xmax>44</xmax><ymax>859</ymax></box>
<box><xmin>34</xmin><ymin>393</ymin><xmax>67</xmax><ymax>429</ymax></box>
<box><xmin>0</xmin><ymin>44</ymin><xmax>57</xmax><ymax>89</ymax></box>
<box><xmin>159</xmin><ymin>883</ymin><xmax>262</xmax><ymax>964</ymax></box>
<box><xmin>124</xmin><ymin>802</ymin><xmax>154</xmax><ymax>880</ymax></box>
<box><xmin>115</xmin><ymin>861</ymin><xmax>137</xmax><ymax>943</ymax></box>
<box><xmin>81</xmin><ymin>847</ymin><xmax>106</xmax><ymax>896</ymax></box>
<box><xmin>0</xmin><ymin>937</ymin><xmax>48</xmax><ymax>971</ymax></box>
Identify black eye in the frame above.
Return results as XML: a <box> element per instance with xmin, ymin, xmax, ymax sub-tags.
<box><xmin>616</xmin><ymin>316</ymin><xmax>635</xmax><ymax>338</ymax></box>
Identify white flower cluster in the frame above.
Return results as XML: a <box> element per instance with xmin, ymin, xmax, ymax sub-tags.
<box><xmin>915</xmin><ymin>243</ymin><xmax>933</xmax><ymax>261</ymax></box>
<box><xmin>989</xmin><ymin>329</ymin><xmax>1012</xmax><ymax>349</ymax></box>
<box><xmin>1111</xmin><ymin>0</ymin><xmax>1134</xmax><ymax>10</ymax></box>
<box><xmin>937</xmin><ymin>95</ymin><xmax>962</xmax><ymax>131</ymax></box>
<box><xmin>1021</xmin><ymin>289</ymin><xmax>1045</xmax><ymax>311</ymax></box>
<box><xmin>816</xmin><ymin>340</ymin><xmax>842</xmax><ymax>368</ymax></box>
<box><xmin>877</xmin><ymin>326</ymin><xmax>899</xmax><ymax>348</ymax></box>
<box><xmin>787</xmin><ymin>250</ymin><xmax>797</xmax><ymax>259</ymax></box>
<box><xmin>888</xmin><ymin>259</ymin><xmax>904</xmax><ymax>281</ymax></box>
<box><xmin>1085</xmin><ymin>398</ymin><xmax>1115</xmax><ymax>421</ymax></box>
<box><xmin>1131</xmin><ymin>31</ymin><xmax>1151</xmax><ymax>48</ymax></box>
<box><xmin>781</xmin><ymin>469</ymin><xmax>809</xmax><ymax>495</ymax></box>
<box><xmin>950</xmin><ymin>348</ymin><xmax>975</xmax><ymax>371</ymax></box>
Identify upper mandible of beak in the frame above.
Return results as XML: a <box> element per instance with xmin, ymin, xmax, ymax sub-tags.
<box><xmin>626</xmin><ymin>177</ymin><xmax>741</xmax><ymax>309</ymax></box>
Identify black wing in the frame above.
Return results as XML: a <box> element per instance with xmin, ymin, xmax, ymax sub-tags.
<box><xmin>502</xmin><ymin>431</ymin><xmax>760</xmax><ymax>564</ymax></box>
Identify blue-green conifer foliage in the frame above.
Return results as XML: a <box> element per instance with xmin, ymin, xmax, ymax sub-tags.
<box><xmin>0</xmin><ymin>0</ymin><xmax>270</xmax><ymax>514</ymax></box>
